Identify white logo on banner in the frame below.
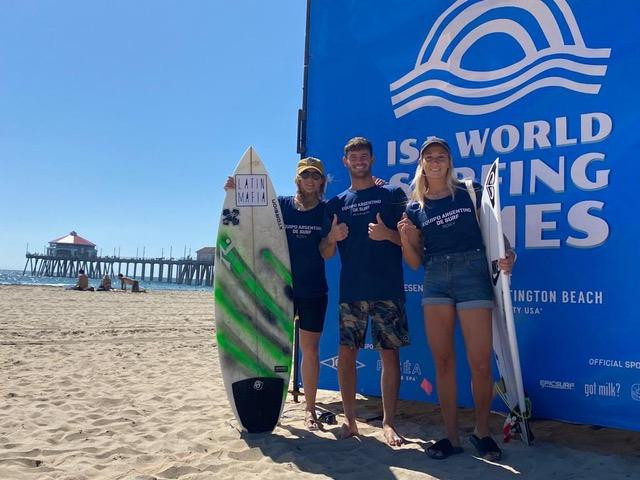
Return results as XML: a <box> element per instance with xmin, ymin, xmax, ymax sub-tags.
<box><xmin>390</xmin><ymin>0</ymin><xmax>611</xmax><ymax>117</ymax></box>
<box><xmin>539</xmin><ymin>379</ymin><xmax>575</xmax><ymax>390</ymax></box>
<box><xmin>320</xmin><ymin>356</ymin><xmax>365</xmax><ymax>371</ymax></box>
<box><xmin>631</xmin><ymin>384</ymin><xmax>640</xmax><ymax>402</ymax></box>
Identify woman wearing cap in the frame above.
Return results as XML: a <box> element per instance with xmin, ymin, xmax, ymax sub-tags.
<box><xmin>397</xmin><ymin>138</ymin><xmax>516</xmax><ymax>461</ymax></box>
<box><xmin>225</xmin><ymin>157</ymin><xmax>329</xmax><ymax>431</ymax></box>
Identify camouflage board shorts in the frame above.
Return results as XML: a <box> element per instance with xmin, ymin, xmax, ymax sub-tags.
<box><xmin>339</xmin><ymin>300</ymin><xmax>410</xmax><ymax>350</ymax></box>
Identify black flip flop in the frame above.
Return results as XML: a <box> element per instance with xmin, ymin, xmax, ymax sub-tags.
<box><xmin>317</xmin><ymin>410</ymin><xmax>337</xmax><ymax>425</ymax></box>
<box><xmin>469</xmin><ymin>434</ymin><xmax>502</xmax><ymax>461</ymax></box>
<box><xmin>426</xmin><ymin>438</ymin><xmax>464</xmax><ymax>460</ymax></box>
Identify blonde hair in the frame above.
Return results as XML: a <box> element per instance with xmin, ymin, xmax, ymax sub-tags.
<box><xmin>294</xmin><ymin>174</ymin><xmax>327</xmax><ymax>201</ymax></box>
<box><xmin>410</xmin><ymin>148</ymin><xmax>459</xmax><ymax>208</ymax></box>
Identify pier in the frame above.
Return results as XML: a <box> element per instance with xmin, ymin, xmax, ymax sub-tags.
<box><xmin>23</xmin><ymin>253</ymin><xmax>214</xmax><ymax>286</ymax></box>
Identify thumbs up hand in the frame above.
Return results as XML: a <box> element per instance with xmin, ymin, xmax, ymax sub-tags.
<box><xmin>368</xmin><ymin>212</ymin><xmax>391</xmax><ymax>241</ymax></box>
<box><xmin>328</xmin><ymin>214</ymin><xmax>349</xmax><ymax>242</ymax></box>
<box><xmin>397</xmin><ymin>212</ymin><xmax>420</xmax><ymax>244</ymax></box>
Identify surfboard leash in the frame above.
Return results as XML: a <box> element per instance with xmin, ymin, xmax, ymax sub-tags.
<box><xmin>494</xmin><ymin>380</ymin><xmax>534</xmax><ymax>443</ymax></box>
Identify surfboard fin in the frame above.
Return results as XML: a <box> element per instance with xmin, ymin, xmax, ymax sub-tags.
<box><xmin>495</xmin><ymin>379</ymin><xmax>534</xmax><ymax>445</ymax></box>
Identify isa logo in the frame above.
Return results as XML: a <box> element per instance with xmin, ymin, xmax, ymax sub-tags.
<box><xmin>390</xmin><ymin>0</ymin><xmax>611</xmax><ymax>116</ymax></box>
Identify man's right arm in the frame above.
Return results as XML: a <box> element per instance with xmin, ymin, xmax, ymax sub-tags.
<box><xmin>319</xmin><ymin>213</ymin><xmax>348</xmax><ymax>259</ymax></box>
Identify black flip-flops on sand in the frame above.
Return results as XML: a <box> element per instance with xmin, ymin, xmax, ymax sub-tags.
<box><xmin>317</xmin><ymin>410</ymin><xmax>337</xmax><ymax>425</ymax></box>
<box><xmin>426</xmin><ymin>435</ymin><xmax>503</xmax><ymax>461</ymax></box>
<box><xmin>469</xmin><ymin>434</ymin><xmax>502</xmax><ymax>461</ymax></box>
<box><xmin>426</xmin><ymin>438</ymin><xmax>464</xmax><ymax>459</ymax></box>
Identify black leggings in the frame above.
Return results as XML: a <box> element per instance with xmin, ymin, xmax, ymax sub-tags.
<box><xmin>294</xmin><ymin>295</ymin><xmax>328</xmax><ymax>333</ymax></box>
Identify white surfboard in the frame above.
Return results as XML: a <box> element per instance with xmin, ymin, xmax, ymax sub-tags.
<box><xmin>479</xmin><ymin>159</ymin><xmax>534</xmax><ymax>445</ymax></box>
<box><xmin>214</xmin><ymin>147</ymin><xmax>294</xmax><ymax>433</ymax></box>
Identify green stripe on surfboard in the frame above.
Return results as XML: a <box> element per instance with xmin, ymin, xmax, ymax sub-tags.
<box><xmin>214</xmin><ymin>281</ymin><xmax>291</xmax><ymax>366</ymax></box>
<box><xmin>217</xmin><ymin>328</ymin><xmax>288</xmax><ymax>396</ymax></box>
<box><xmin>260</xmin><ymin>248</ymin><xmax>292</xmax><ymax>286</ymax></box>
<box><xmin>217</xmin><ymin>231</ymin><xmax>293</xmax><ymax>342</ymax></box>
<box><xmin>216</xmin><ymin>330</ymin><xmax>274</xmax><ymax>378</ymax></box>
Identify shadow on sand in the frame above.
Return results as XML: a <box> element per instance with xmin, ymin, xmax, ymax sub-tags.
<box><xmin>240</xmin><ymin>399</ymin><xmax>529</xmax><ymax>480</ymax></box>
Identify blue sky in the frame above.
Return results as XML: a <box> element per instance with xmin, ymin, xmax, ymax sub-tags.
<box><xmin>0</xmin><ymin>0</ymin><xmax>306</xmax><ymax>269</ymax></box>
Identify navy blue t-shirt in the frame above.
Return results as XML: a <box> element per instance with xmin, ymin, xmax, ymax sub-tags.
<box><xmin>405</xmin><ymin>182</ymin><xmax>484</xmax><ymax>259</ymax></box>
<box><xmin>323</xmin><ymin>185</ymin><xmax>406</xmax><ymax>303</ymax></box>
<box><xmin>278</xmin><ymin>196</ymin><xmax>327</xmax><ymax>298</ymax></box>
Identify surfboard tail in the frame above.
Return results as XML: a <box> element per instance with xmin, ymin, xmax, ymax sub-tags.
<box><xmin>232</xmin><ymin>377</ymin><xmax>285</xmax><ymax>433</ymax></box>
<box><xmin>495</xmin><ymin>378</ymin><xmax>535</xmax><ymax>445</ymax></box>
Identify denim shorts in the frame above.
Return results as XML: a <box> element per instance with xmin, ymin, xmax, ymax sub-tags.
<box><xmin>422</xmin><ymin>249</ymin><xmax>494</xmax><ymax>309</ymax></box>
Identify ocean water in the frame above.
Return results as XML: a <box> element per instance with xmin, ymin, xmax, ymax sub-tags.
<box><xmin>0</xmin><ymin>270</ymin><xmax>211</xmax><ymax>292</ymax></box>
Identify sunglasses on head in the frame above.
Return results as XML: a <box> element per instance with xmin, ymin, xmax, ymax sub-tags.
<box><xmin>299</xmin><ymin>170</ymin><xmax>322</xmax><ymax>180</ymax></box>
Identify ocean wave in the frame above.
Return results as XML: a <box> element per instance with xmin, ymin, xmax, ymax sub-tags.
<box><xmin>393</xmin><ymin>77</ymin><xmax>601</xmax><ymax>117</ymax></box>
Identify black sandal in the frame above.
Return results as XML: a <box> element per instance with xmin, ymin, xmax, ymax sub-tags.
<box><xmin>426</xmin><ymin>438</ymin><xmax>464</xmax><ymax>460</ymax></box>
<box><xmin>469</xmin><ymin>434</ymin><xmax>502</xmax><ymax>461</ymax></box>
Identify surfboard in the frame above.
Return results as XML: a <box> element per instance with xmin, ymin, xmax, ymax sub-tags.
<box><xmin>479</xmin><ymin>159</ymin><xmax>534</xmax><ymax>445</ymax></box>
<box><xmin>214</xmin><ymin>147</ymin><xmax>294</xmax><ymax>433</ymax></box>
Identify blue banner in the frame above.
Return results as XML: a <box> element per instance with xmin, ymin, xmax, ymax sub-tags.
<box><xmin>303</xmin><ymin>0</ymin><xmax>640</xmax><ymax>430</ymax></box>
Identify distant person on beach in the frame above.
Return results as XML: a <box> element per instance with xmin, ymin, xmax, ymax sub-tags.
<box><xmin>319</xmin><ymin>136</ymin><xmax>409</xmax><ymax>446</ymax></box>
<box><xmin>398</xmin><ymin>137</ymin><xmax>515</xmax><ymax>461</ymax></box>
<box><xmin>97</xmin><ymin>274</ymin><xmax>112</xmax><ymax>291</ymax></box>
<box><xmin>224</xmin><ymin>156</ymin><xmax>330</xmax><ymax>431</ymax></box>
<box><xmin>118</xmin><ymin>273</ymin><xmax>144</xmax><ymax>292</ymax></box>
<box><xmin>68</xmin><ymin>269</ymin><xmax>94</xmax><ymax>291</ymax></box>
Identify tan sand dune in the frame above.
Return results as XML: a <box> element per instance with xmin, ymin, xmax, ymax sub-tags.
<box><xmin>1</xmin><ymin>285</ymin><xmax>639</xmax><ymax>479</ymax></box>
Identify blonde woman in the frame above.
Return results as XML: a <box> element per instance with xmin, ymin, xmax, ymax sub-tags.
<box><xmin>225</xmin><ymin>157</ymin><xmax>328</xmax><ymax>431</ymax></box>
<box><xmin>397</xmin><ymin>138</ymin><xmax>515</xmax><ymax>461</ymax></box>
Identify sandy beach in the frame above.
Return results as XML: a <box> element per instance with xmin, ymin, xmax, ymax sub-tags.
<box><xmin>1</xmin><ymin>285</ymin><xmax>639</xmax><ymax>479</ymax></box>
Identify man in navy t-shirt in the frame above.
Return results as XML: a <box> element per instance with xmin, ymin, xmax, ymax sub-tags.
<box><xmin>319</xmin><ymin>136</ymin><xmax>409</xmax><ymax>446</ymax></box>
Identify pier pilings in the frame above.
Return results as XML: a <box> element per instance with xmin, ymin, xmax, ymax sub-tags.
<box><xmin>22</xmin><ymin>254</ymin><xmax>214</xmax><ymax>286</ymax></box>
